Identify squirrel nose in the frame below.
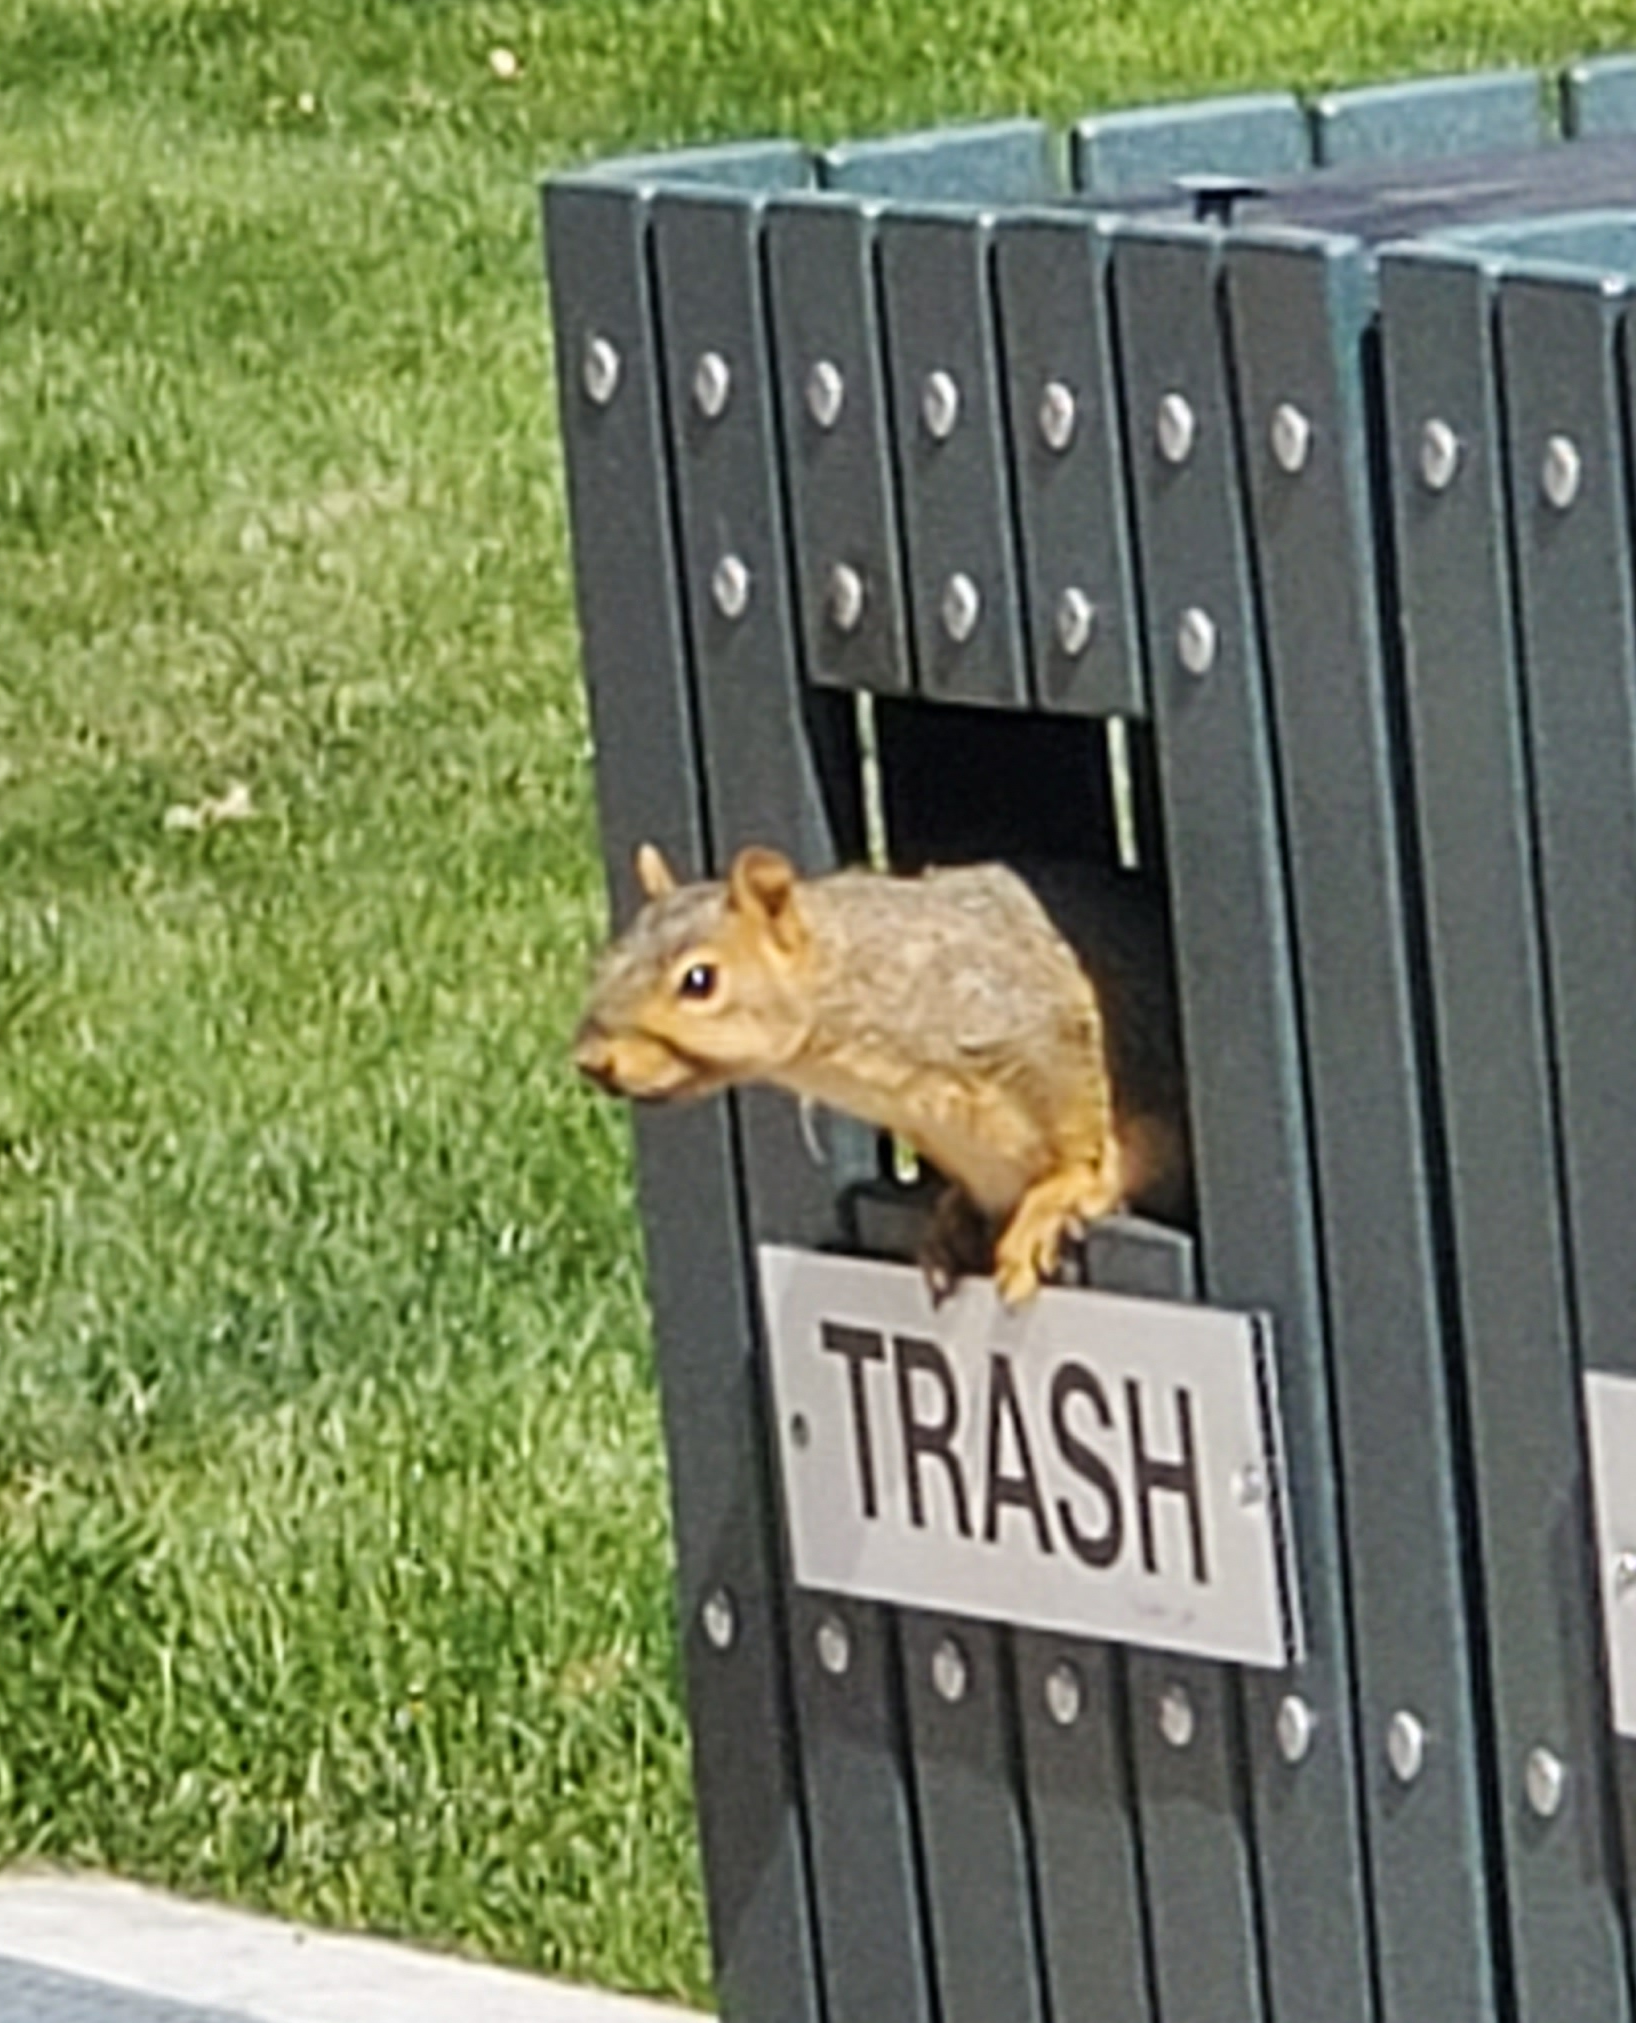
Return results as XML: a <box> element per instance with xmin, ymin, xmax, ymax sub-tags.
<box><xmin>573</xmin><ymin>1020</ymin><xmax>621</xmax><ymax>1093</ymax></box>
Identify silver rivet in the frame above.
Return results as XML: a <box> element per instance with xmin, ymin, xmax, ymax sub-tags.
<box><xmin>1386</xmin><ymin>1709</ymin><xmax>1426</xmax><ymax>1784</ymax></box>
<box><xmin>1044</xmin><ymin>1660</ymin><xmax>1083</xmax><ymax>1728</ymax></box>
<box><xmin>806</xmin><ymin>358</ymin><xmax>845</xmax><ymax>430</ymax></box>
<box><xmin>701</xmin><ymin>1588</ymin><xmax>736</xmax><ymax>1651</ymax></box>
<box><xmin>1177</xmin><ymin>606</ymin><xmax>1218</xmax><ymax>677</ymax></box>
<box><xmin>582</xmin><ymin>333</ymin><xmax>622</xmax><ymax>406</ymax></box>
<box><xmin>941</xmin><ymin>572</ymin><xmax>981</xmax><ymax>644</ymax></box>
<box><xmin>1159</xmin><ymin>1683</ymin><xmax>1195</xmax><ymax>1749</ymax></box>
<box><xmin>711</xmin><ymin>553</ymin><xmax>752</xmax><ymax>621</ymax></box>
<box><xmin>1525</xmin><ymin>1745</ymin><xmax>1567</xmax><ymax>1819</ymax></box>
<box><xmin>1233</xmin><ymin>1464</ymin><xmax>1265</xmax><ymax>1509</ymax></box>
<box><xmin>1156</xmin><ymin>392</ymin><xmax>1197</xmax><ymax>465</ymax></box>
<box><xmin>1419</xmin><ymin>418</ymin><xmax>1461</xmax><ymax>492</ymax></box>
<box><xmin>1270</xmin><ymin>402</ymin><xmax>1313</xmax><ymax>474</ymax></box>
<box><xmin>1039</xmin><ymin>380</ymin><xmax>1078</xmax><ymax>453</ymax></box>
<box><xmin>922</xmin><ymin>369</ymin><xmax>961</xmax><ymax>441</ymax></box>
<box><xmin>1276</xmin><ymin>1694</ymin><xmax>1316</xmax><ymax>1765</ymax></box>
<box><xmin>692</xmin><ymin>349</ymin><xmax>732</xmax><ymax>420</ymax></box>
<box><xmin>1542</xmin><ymin>434</ymin><xmax>1582</xmax><ymax>511</ymax></box>
<box><xmin>815</xmin><ymin>1614</ymin><xmax>851</xmax><ymax>1677</ymax></box>
<box><xmin>1615</xmin><ymin>1549</ymin><xmax>1636</xmax><ymax>1595</ymax></box>
<box><xmin>1055</xmin><ymin>586</ymin><xmax>1096</xmax><ymax>658</ymax></box>
<box><xmin>931</xmin><ymin>1635</ymin><xmax>969</xmax><ymax>1704</ymax></box>
<box><xmin>827</xmin><ymin>563</ymin><xmax>865</xmax><ymax>634</ymax></box>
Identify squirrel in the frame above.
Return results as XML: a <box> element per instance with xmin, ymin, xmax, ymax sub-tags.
<box><xmin>573</xmin><ymin>842</ymin><xmax>1191</xmax><ymax>1306</ymax></box>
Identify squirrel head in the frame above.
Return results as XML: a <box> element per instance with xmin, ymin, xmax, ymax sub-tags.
<box><xmin>574</xmin><ymin>843</ymin><xmax>818</xmax><ymax>1103</ymax></box>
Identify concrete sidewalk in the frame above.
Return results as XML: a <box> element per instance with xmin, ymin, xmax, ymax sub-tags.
<box><xmin>0</xmin><ymin>1873</ymin><xmax>708</xmax><ymax>2023</ymax></box>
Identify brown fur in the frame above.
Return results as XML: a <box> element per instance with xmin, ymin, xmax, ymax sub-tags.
<box><xmin>574</xmin><ymin>845</ymin><xmax>1189</xmax><ymax>1304</ymax></box>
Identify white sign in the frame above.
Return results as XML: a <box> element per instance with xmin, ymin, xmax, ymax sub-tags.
<box><xmin>758</xmin><ymin>1246</ymin><xmax>1300</xmax><ymax>1669</ymax></box>
<box><xmin>1584</xmin><ymin>1370</ymin><xmax>1636</xmax><ymax>1737</ymax></box>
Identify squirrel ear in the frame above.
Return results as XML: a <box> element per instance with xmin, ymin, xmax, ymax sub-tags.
<box><xmin>728</xmin><ymin>847</ymin><xmax>806</xmax><ymax>954</ymax></box>
<box><xmin>635</xmin><ymin>842</ymin><xmax>678</xmax><ymax>899</ymax></box>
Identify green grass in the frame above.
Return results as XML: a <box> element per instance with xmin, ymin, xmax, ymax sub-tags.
<box><xmin>0</xmin><ymin>0</ymin><xmax>1626</xmax><ymax>2006</ymax></box>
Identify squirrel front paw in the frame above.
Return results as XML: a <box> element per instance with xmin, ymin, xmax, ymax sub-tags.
<box><xmin>993</xmin><ymin>1214</ymin><xmax>1060</xmax><ymax>1307</ymax></box>
<box><xmin>994</xmin><ymin>1165</ymin><xmax>1121</xmax><ymax>1307</ymax></box>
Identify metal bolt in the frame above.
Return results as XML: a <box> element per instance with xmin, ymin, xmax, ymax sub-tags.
<box><xmin>692</xmin><ymin>349</ymin><xmax>732</xmax><ymax>420</ymax></box>
<box><xmin>701</xmin><ymin>1588</ymin><xmax>736</xmax><ymax>1651</ymax></box>
<box><xmin>1276</xmin><ymin>1694</ymin><xmax>1317</xmax><ymax>1765</ymax></box>
<box><xmin>711</xmin><ymin>553</ymin><xmax>752</xmax><ymax>621</ymax></box>
<box><xmin>931</xmin><ymin>1635</ymin><xmax>969</xmax><ymax>1704</ymax></box>
<box><xmin>1038</xmin><ymin>380</ymin><xmax>1078</xmax><ymax>453</ymax></box>
<box><xmin>1055</xmin><ymin>586</ymin><xmax>1096</xmax><ymax>658</ymax></box>
<box><xmin>1525</xmin><ymin>1746</ymin><xmax>1567</xmax><ymax>1819</ymax></box>
<box><xmin>922</xmin><ymin>369</ymin><xmax>961</xmax><ymax>441</ymax></box>
<box><xmin>1159</xmin><ymin>1683</ymin><xmax>1196</xmax><ymax>1749</ymax></box>
<box><xmin>1233</xmin><ymin>1464</ymin><xmax>1265</xmax><ymax>1509</ymax></box>
<box><xmin>1270</xmin><ymin>402</ymin><xmax>1313</xmax><ymax>474</ymax></box>
<box><xmin>827</xmin><ymin>563</ymin><xmax>866</xmax><ymax>634</ymax></box>
<box><xmin>1419</xmin><ymin>418</ymin><xmax>1461</xmax><ymax>492</ymax></box>
<box><xmin>1386</xmin><ymin>1709</ymin><xmax>1426</xmax><ymax>1784</ymax></box>
<box><xmin>941</xmin><ymin>572</ymin><xmax>982</xmax><ymax>644</ymax></box>
<box><xmin>1044</xmin><ymin>1661</ymin><xmax>1083</xmax><ymax>1728</ymax></box>
<box><xmin>1615</xmin><ymin>1549</ymin><xmax>1636</xmax><ymax>1595</ymax></box>
<box><xmin>582</xmin><ymin>333</ymin><xmax>622</xmax><ymax>407</ymax></box>
<box><xmin>815</xmin><ymin>1614</ymin><xmax>851</xmax><ymax>1677</ymax></box>
<box><xmin>1177</xmin><ymin>606</ymin><xmax>1218</xmax><ymax>677</ymax></box>
<box><xmin>1541</xmin><ymin>434</ymin><xmax>1582</xmax><ymax>511</ymax></box>
<box><xmin>1156</xmin><ymin>392</ymin><xmax>1197</xmax><ymax>465</ymax></box>
<box><xmin>806</xmin><ymin>358</ymin><xmax>845</xmax><ymax>430</ymax></box>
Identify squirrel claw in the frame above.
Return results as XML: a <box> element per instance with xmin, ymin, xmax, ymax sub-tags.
<box><xmin>994</xmin><ymin>1210</ymin><xmax>1066</xmax><ymax>1308</ymax></box>
<box><xmin>995</xmin><ymin>1254</ymin><xmax>1044</xmax><ymax>1307</ymax></box>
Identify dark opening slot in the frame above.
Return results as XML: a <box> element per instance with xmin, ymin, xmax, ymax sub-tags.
<box><xmin>847</xmin><ymin>695</ymin><xmax>1195</xmax><ymax>1261</ymax></box>
<box><xmin>873</xmin><ymin>695</ymin><xmax>1117</xmax><ymax>868</ymax></box>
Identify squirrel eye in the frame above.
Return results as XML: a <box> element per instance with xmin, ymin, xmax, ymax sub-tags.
<box><xmin>678</xmin><ymin>962</ymin><xmax>718</xmax><ymax>1001</ymax></box>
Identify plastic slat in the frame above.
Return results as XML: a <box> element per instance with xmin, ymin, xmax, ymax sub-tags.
<box><xmin>765</xmin><ymin>196</ymin><xmax>912</xmax><ymax>695</ymax></box>
<box><xmin>992</xmin><ymin>213</ymin><xmax>1144</xmax><ymax>716</ymax></box>
<box><xmin>783</xmin><ymin>1592</ymin><xmax>936</xmax><ymax>2023</ymax></box>
<box><xmin>821</xmin><ymin>119</ymin><xmax>1057</xmax><ymax>202</ymax></box>
<box><xmin>876</xmin><ymin>209</ymin><xmax>1031</xmax><ymax>707</ymax></box>
<box><xmin>1312</xmin><ymin>68</ymin><xmax>1544</xmax><ymax>167</ymax></box>
<box><xmin>897</xmin><ymin>1617</ymin><xmax>1048</xmax><ymax>2023</ymax></box>
<box><xmin>1011</xmin><ymin>1635</ymin><xmax>1154</xmax><ymax>2023</ymax></box>
<box><xmin>1072</xmin><ymin>92</ymin><xmax>1310</xmax><ymax>196</ymax></box>
<box><xmin>1562</xmin><ymin>54</ymin><xmax>1636</xmax><ymax>137</ymax></box>
<box><xmin>1498</xmin><ymin>263</ymin><xmax>1636</xmax><ymax>1963</ymax></box>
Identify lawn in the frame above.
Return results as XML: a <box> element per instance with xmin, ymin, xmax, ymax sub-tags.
<box><xmin>0</xmin><ymin>0</ymin><xmax>1627</xmax><ymax>2008</ymax></box>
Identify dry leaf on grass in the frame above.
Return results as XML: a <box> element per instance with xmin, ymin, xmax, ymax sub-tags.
<box><xmin>162</xmin><ymin>781</ymin><xmax>256</xmax><ymax>833</ymax></box>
